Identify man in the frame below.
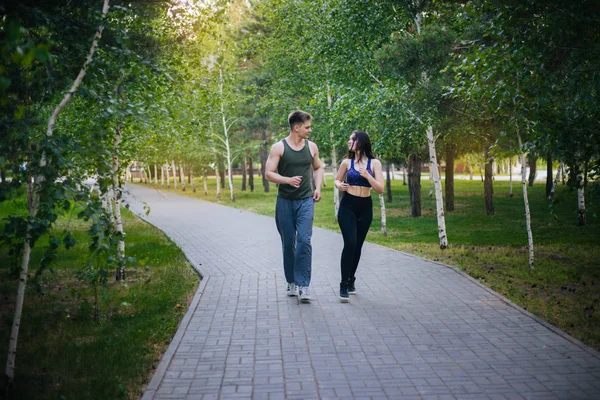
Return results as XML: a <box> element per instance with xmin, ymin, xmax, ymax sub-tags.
<box><xmin>265</xmin><ymin>110</ymin><xmax>324</xmax><ymax>302</ymax></box>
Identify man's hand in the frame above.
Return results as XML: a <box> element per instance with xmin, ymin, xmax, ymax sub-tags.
<box><xmin>288</xmin><ymin>175</ymin><xmax>302</xmax><ymax>188</ymax></box>
<box><xmin>313</xmin><ymin>189</ymin><xmax>322</xmax><ymax>202</ymax></box>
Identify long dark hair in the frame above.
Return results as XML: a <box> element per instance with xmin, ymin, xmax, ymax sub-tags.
<box><xmin>347</xmin><ymin>130</ymin><xmax>374</xmax><ymax>160</ymax></box>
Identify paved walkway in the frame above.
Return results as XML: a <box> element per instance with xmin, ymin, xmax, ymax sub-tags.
<box><xmin>125</xmin><ymin>184</ymin><xmax>600</xmax><ymax>400</ymax></box>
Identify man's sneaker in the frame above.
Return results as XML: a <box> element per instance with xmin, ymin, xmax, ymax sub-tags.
<box><xmin>298</xmin><ymin>286</ymin><xmax>311</xmax><ymax>302</ymax></box>
<box><xmin>286</xmin><ymin>282</ymin><xmax>297</xmax><ymax>297</ymax></box>
<box><xmin>347</xmin><ymin>277</ymin><xmax>356</xmax><ymax>295</ymax></box>
<box><xmin>339</xmin><ymin>282</ymin><xmax>349</xmax><ymax>303</ymax></box>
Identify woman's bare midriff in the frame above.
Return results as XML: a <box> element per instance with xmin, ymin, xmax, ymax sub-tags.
<box><xmin>346</xmin><ymin>185</ymin><xmax>372</xmax><ymax>198</ymax></box>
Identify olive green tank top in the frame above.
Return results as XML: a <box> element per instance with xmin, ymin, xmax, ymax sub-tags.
<box><xmin>277</xmin><ymin>139</ymin><xmax>314</xmax><ymax>200</ymax></box>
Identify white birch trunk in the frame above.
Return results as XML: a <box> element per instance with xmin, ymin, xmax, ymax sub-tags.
<box><xmin>179</xmin><ymin>164</ymin><xmax>186</xmax><ymax>191</ymax></box>
<box><xmin>5</xmin><ymin>0</ymin><xmax>110</xmax><ymax>383</ymax></box>
<box><xmin>391</xmin><ymin>164</ymin><xmax>395</xmax><ymax>180</ymax></box>
<box><xmin>378</xmin><ymin>193</ymin><xmax>387</xmax><ymax>236</ymax></box>
<box><xmin>112</xmin><ymin>126</ymin><xmax>125</xmax><ymax>278</ymax></box>
<box><xmin>549</xmin><ymin>161</ymin><xmax>561</xmax><ymax>200</ymax></box>
<box><xmin>468</xmin><ymin>165</ymin><xmax>473</xmax><ymax>180</ymax></box>
<box><xmin>190</xmin><ymin>167</ymin><xmax>196</xmax><ymax>192</ymax></box>
<box><xmin>203</xmin><ymin>174</ymin><xmax>208</xmax><ymax>195</ymax></box>
<box><xmin>154</xmin><ymin>164</ymin><xmax>158</xmax><ymax>185</ymax></box>
<box><xmin>218</xmin><ymin>69</ymin><xmax>235</xmax><ymax>202</ymax></box>
<box><xmin>5</xmin><ymin>186</ymin><xmax>34</xmax><ymax>383</ymax></box>
<box><xmin>427</xmin><ymin>126</ymin><xmax>448</xmax><ymax>249</ymax></box>
<box><xmin>516</xmin><ymin>130</ymin><xmax>534</xmax><ymax>269</ymax></box>
<box><xmin>165</xmin><ymin>163</ymin><xmax>170</xmax><ymax>188</ymax></box>
<box><xmin>403</xmin><ymin>165</ymin><xmax>407</xmax><ymax>185</ymax></box>
<box><xmin>147</xmin><ymin>166</ymin><xmax>152</xmax><ymax>184</ymax></box>
<box><xmin>103</xmin><ymin>190</ymin><xmax>113</xmax><ymax>215</ymax></box>
<box><xmin>171</xmin><ymin>160</ymin><xmax>177</xmax><ymax>189</ymax></box>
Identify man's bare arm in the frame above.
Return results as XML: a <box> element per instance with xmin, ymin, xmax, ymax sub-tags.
<box><xmin>265</xmin><ymin>142</ymin><xmax>301</xmax><ymax>186</ymax></box>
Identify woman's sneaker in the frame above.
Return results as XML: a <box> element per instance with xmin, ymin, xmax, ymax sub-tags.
<box><xmin>286</xmin><ymin>282</ymin><xmax>297</xmax><ymax>297</ymax></box>
<box><xmin>339</xmin><ymin>282</ymin><xmax>349</xmax><ymax>303</ymax></box>
<box><xmin>347</xmin><ymin>277</ymin><xmax>356</xmax><ymax>295</ymax></box>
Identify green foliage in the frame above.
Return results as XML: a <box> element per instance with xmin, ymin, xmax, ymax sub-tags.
<box><xmin>0</xmin><ymin>205</ymin><xmax>199</xmax><ymax>399</ymax></box>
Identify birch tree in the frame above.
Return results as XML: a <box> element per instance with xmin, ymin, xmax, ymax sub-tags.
<box><xmin>5</xmin><ymin>0</ymin><xmax>111</xmax><ymax>384</ymax></box>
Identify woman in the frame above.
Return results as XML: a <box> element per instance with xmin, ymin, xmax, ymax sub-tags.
<box><xmin>334</xmin><ymin>130</ymin><xmax>384</xmax><ymax>303</ymax></box>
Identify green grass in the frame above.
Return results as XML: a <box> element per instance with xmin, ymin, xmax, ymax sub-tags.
<box><xmin>0</xmin><ymin>200</ymin><xmax>200</xmax><ymax>399</ymax></box>
<box><xmin>148</xmin><ymin>175</ymin><xmax>600</xmax><ymax>350</ymax></box>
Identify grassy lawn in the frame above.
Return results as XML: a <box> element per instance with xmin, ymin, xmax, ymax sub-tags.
<box><xmin>0</xmin><ymin>197</ymin><xmax>200</xmax><ymax>399</ymax></box>
<box><xmin>146</xmin><ymin>174</ymin><xmax>600</xmax><ymax>350</ymax></box>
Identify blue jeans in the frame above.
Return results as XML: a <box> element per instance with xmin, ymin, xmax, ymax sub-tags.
<box><xmin>275</xmin><ymin>196</ymin><xmax>314</xmax><ymax>287</ymax></box>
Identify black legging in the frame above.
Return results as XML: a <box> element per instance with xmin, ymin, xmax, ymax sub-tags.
<box><xmin>337</xmin><ymin>193</ymin><xmax>373</xmax><ymax>283</ymax></box>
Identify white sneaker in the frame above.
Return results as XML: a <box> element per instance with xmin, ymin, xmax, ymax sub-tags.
<box><xmin>298</xmin><ymin>286</ymin><xmax>311</xmax><ymax>302</ymax></box>
<box><xmin>286</xmin><ymin>282</ymin><xmax>297</xmax><ymax>297</ymax></box>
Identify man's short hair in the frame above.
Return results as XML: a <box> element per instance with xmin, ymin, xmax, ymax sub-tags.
<box><xmin>288</xmin><ymin>110</ymin><xmax>312</xmax><ymax>130</ymax></box>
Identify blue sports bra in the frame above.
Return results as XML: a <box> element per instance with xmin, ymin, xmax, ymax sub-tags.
<box><xmin>345</xmin><ymin>158</ymin><xmax>374</xmax><ymax>187</ymax></box>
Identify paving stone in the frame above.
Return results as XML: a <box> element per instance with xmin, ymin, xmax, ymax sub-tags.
<box><xmin>127</xmin><ymin>185</ymin><xmax>600</xmax><ymax>400</ymax></box>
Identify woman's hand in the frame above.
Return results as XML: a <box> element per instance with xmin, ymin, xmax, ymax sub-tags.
<box><xmin>358</xmin><ymin>166</ymin><xmax>371</xmax><ymax>180</ymax></box>
<box><xmin>336</xmin><ymin>180</ymin><xmax>349</xmax><ymax>192</ymax></box>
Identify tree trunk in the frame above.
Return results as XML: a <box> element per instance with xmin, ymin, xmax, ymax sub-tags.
<box><xmin>408</xmin><ymin>153</ymin><xmax>421</xmax><ymax>217</ymax></box>
<box><xmin>402</xmin><ymin>164</ymin><xmax>407</xmax><ymax>185</ymax></box>
<box><xmin>154</xmin><ymin>164</ymin><xmax>158</xmax><ymax>185</ymax></box>
<box><xmin>545</xmin><ymin>152</ymin><xmax>553</xmax><ymax>198</ymax></box>
<box><xmin>516</xmin><ymin>121</ymin><xmax>534</xmax><ymax>269</ymax></box>
<box><xmin>241</xmin><ymin>158</ymin><xmax>247</xmax><ymax>191</ymax></box>
<box><xmin>216</xmin><ymin>66</ymin><xmax>234</xmax><ymax>201</ymax></box>
<box><xmin>385</xmin><ymin>162</ymin><xmax>392</xmax><ymax>203</ymax></box>
<box><xmin>0</xmin><ymin>168</ymin><xmax>5</xmax><ymax>183</ymax></box>
<box><xmin>179</xmin><ymin>164</ymin><xmax>185</xmax><ymax>191</ymax></box>
<box><xmin>261</xmin><ymin>128</ymin><xmax>270</xmax><ymax>193</ymax></box>
<box><xmin>203</xmin><ymin>174</ymin><xmax>208</xmax><ymax>195</ymax></box>
<box><xmin>528</xmin><ymin>151</ymin><xmax>537</xmax><ymax>186</ymax></box>
<box><xmin>468</xmin><ymin>165</ymin><xmax>473</xmax><ymax>180</ymax></box>
<box><xmin>190</xmin><ymin>167</ymin><xmax>196</xmax><ymax>192</ymax></box>
<box><xmin>379</xmin><ymin>193</ymin><xmax>387</xmax><ymax>236</ymax></box>
<box><xmin>113</xmin><ymin>126</ymin><xmax>125</xmax><ymax>281</ymax></box>
<box><xmin>549</xmin><ymin>160</ymin><xmax>560</xmax><ymax>200</ymax></box>
<box><xmin>577</xmin><ymin>171</ymin><xmax>586</xmax><ymax>226</ymax></box>
<box><xmin>5</xmin><ymin>179</ymin><xmax>34</xmax><ymax>385</ymax></box>
<box><xmin>427</xmin><ymin>126</ymin><xmax>448</xmax><ymax>249</ymax></box>
<box><xmin>171</xmin><ymin>160</ymin><xmax>177</xmax><ymax>189</ymax></box>
<box><xmin>560</xmin><ymin>161</ymin><xmax>565</xmax><ymax>184</ymax></box>
<box><xmin>248</xmin><ymin>156</ymin><xmax>254</xmax><ymax>192</ymax></box>
<box><xmin>484</xmin><ymin>156</ymin><xmax>494</xmax><ymax>216</ymax></box>
<box><xmin>445</xmin><ymin>146</ymin><xmax>455</xmax><ymax>212</ymax></box>
<box><xmin>219</xmin><ymin>160</ymin><xmax>225</xmax><ymax>189</ymax></box>
<box><xmin>165</xmin><ymin>163</ymin><xmax>170</xmax><ymax>188</ymax></box>
<box><xmin>215</xmin><ymin>165</ymin><xmax>221</xmax><ymax>198</ymax></box>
